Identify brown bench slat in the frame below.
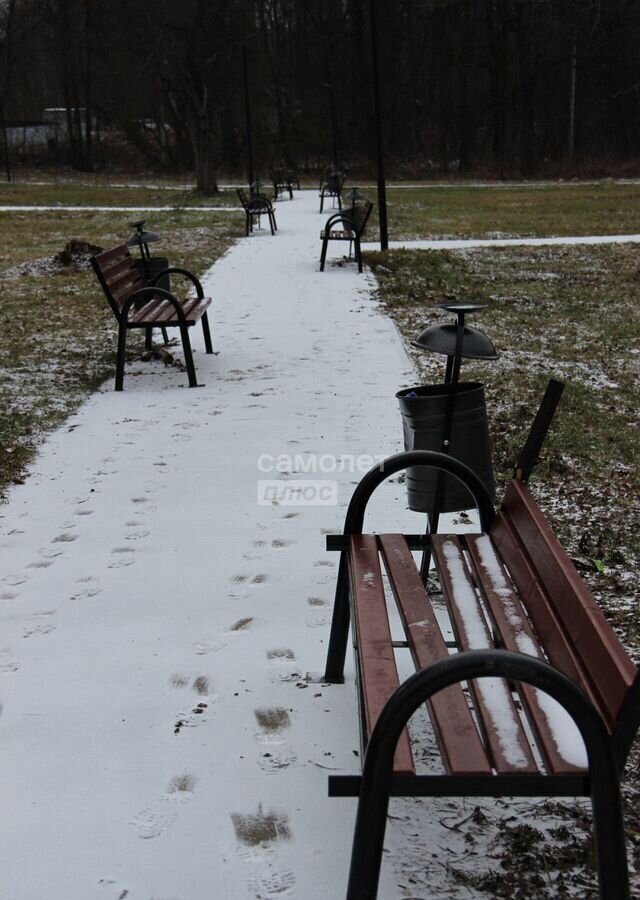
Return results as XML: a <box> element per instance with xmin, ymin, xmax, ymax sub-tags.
<box><xmin>490</xmin><ymin>509</ymin><xmax>603</xmax><ymax>711</ymax></box>
<box><xmin>465</xmin><ymin>533</ymin><xmax>587</xmax><ymax>774</ymax></box>
<box><xmin>350</xmin><ymin>535</ymin><xmax>415</xmax><ymax>776</ymax></box>
<box><xmin>431</xmin><ymin>535</ymin><xmax>539</xmax><ymax>774</ymax></box>
<box><xmin>378</xmin><ymin>534</ymin><xmax>492</xmax><ymax>775</ymax></box>
<box><xmin>129</xmin><ymin>296</ymin><xmax>211</xmax><ymax>327</ymax></box>
<box><xmin>502</xmin><ymin>480</ymin><xmax>636</xmax><ymax>725</ymax></box>
<box><xmin>320</xmin><ymin>229</ymin><xmax>355</xmax><ymax>240</ymax></box>
<box><xmin>108</xmin><ymin>270</ymin><xmax>144</xmax><ymax>305</ymax></box>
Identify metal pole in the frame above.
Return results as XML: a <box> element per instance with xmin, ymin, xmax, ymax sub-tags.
<box><xmin>327</xmin><ymin>83</ymin><xmax>339</xmax><ymax>171</ymax></box>
<box><xmin>420</xmin><ymin>311</ymin><xmax>465</xmax><ymax>581</ymax></box>
<box><xmin>369</xmin><ymin>0</ymin><xmax>389</xmax><ymax>251</ymax></box>
<box><xmin>242</xmin><ymin>44</ymin><xmax>255</xmax><ymax>189</ymax></box>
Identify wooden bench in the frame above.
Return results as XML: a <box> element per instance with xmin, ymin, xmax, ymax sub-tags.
<box><xmin>91</xmin><ymin>244</ymin><xmax>213</xmax><ymax>391</ymax></box>
<box><xmin>323</xmin><ymin>449</ymin><xmax>638</xmax><ymax>899</ymax></box>
<box><xmin>320</xmin><ymin>201</ymin><xmax>373</xmax><ymax>274</ymax></box>
<box><xmin>319</xmin><ymin>169</ymin><xmax>345</xmax><ymax>212</ymax></box>
<box><xmin>237</xmin><ymin>188</ymin><xmax>277</xmax><ymax>236</ymax></box>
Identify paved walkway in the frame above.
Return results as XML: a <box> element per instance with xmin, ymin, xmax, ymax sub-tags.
<box><xmin>2</xmin><ymin>191</ymin><xmax>485</xmax><ymax>900</ymax></box>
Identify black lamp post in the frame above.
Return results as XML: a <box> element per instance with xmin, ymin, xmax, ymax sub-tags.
<box><xmin>369</xmin><ymin>0</ymin><xmax>389</xmax><ymax>251</ymax></box>
<box><xmin>323</xmin><ymin>82</ymin><xmax>339</xmax><ymax>172</ymax></box>
<box><xmin>242</xmin><ymin>43</ymin><xmax>255</xmax><ymax>190</ymax></box>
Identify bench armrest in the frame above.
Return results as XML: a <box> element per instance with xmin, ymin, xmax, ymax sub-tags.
<box><xmin>151</xmin><ymin>266</ymin><xmax>204</xmax><ymax>299</ymax></box>
<box><xmin>248</xmin><ymin>194</ymin><xmax>274</xmax><ymax>212</ymax></box>
<box><xmin>343</xmin><ymin>449</ymin><xmax>495</xmax><ymax>535</ymax></box>
<box><xmin>323</xmin><ymin>212</ymin><xmax>355</xmax><ymax>231</ymax></box>
<box><xmin>366</xmin><ymin>649</ymin><xmax>612</xmax><ymax>780</ymax></box>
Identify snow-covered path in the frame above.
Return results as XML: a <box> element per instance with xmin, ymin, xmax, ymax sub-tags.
<box><xmin>1</xmin><ymin>190</ymin><xmax>481</xmax><ymax>900</ymax></box>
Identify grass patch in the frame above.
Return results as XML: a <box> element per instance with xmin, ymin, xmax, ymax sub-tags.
<box><xmin>360</xmin><ymin>180</ymin><xmax>640</xmax><ymax>241</ymax></box>
<box><xmin>0</xmin><ymin>178</ymin><xmax>240</xmax><ymax>208</ymax></box>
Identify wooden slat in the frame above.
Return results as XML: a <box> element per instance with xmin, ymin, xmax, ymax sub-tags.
<box><xmin>378</xmin><ymin>534</ymin><xmax>491</xmax><ymax>775</ymax></box>
<box><xmin>93</xmin><ymin>245</ymin><xmax>130</xmax><ymax>268</ymax></box>
<box><xmin>431</xmin><ymin>535</ymin><xmax>539</xmax><ymax>774</ymax></box>
<box><xmin>349</xmin><ymin>535</ymin><xmax>415</xmax><ymax>776</ymax></box>
<box><xmin>129</xmin><ymin>297</ymin><xmax>211</xmax><ymax>327</ymax></box>
<box><xmin>465</xmin><ymin>533</ymin><xmax>587</xmax><ymax>774</ymax></box>
<box><xmin>490</xmin><ymin>511</ymin><xmax>599</xmax><ymax>706</ymax></box>
<box><xmin>502</xmin><ymin>480</ymin><xmax>636</xmax><ymax>723</ymax></box>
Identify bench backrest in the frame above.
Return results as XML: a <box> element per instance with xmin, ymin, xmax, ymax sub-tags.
<box><xmin>237</xmin><ymin>188</ymin><xmax>250</xmax><ymax>210</ymax></box>
<box><xmin>321</xmin><ymin>171</ymin><xmax>344</xmax><ymax>195</ymax></box>
<box><xmin>91</xmin><ymin>244</ymin><xmax>145</xmax><ymax>321</ymax></box>
<box><xmin>349</xmin><ymin>201</ymin><xmax>373</xmax><ymax>237</ymax></box>
<box><xmin>491</xmin><ymin>478</ymin><xmax>639</xmax><ymax>762</ymax></box>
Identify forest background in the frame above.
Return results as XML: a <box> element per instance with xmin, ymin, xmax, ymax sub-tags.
<box><xmin>1</xmin><ymin>0</ymin><xmax>640</xmax><ymax>188</ymax></box>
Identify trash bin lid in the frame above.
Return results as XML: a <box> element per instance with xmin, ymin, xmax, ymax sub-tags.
<box><xmin>412</xmin><ymin>323</ymin><xmax>498</xmax><ymax>359</ymax></box>
<box><xmin>127</xmin><ymin>230</ymin><xmax>160</xmax><ymax>247</ymax></box>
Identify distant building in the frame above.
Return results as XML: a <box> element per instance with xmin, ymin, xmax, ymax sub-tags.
<box><xmin>44</xmin><ymin>107</ymin><xmax>96</xmax><ymax>142</ymax></box>
<box><xmin>2</xmin><ymin>120</ymin><xmax>54</xmax><ymax>150</ymax></box>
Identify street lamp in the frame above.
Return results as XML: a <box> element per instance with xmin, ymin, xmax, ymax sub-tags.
<box><xmin>369</xmin><ymin>0</ymin><xmax>389</xmax><ymax>250</ymax></box>
<box><xmin>242</xmin><ymin>43</ymin><xmax>255</xmax><ymax>189</ymax></box>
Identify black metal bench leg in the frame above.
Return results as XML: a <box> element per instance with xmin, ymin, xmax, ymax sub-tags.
<box><xmin>269</xmin><ymin>212</ymin><xmax>276</xmax><ymax>235</ymax></box>
<box><xmin>591</xmin><ymin>763</ymin><xmax>630</xmax><ymax>899</ymax></box>
<box><xmin>323</xmin><ymin>553</ymin><xmax>351</xmax><ymax>682</ymax></box>
<box><xmin>320</xmin><ymin>236</ymin><xmax>330</xmax><ymax>272</ymax></box>
<box><xmin>320</xmin><ymin>193</ymin><xmax>325</xmax><ymax>213</ymax></box>
<box><xmin>179</xmin><ymin>325</ymin><xmax>198</xmax><ymax>387</ymax></box>
<box><xmin>355</xmin><ymin>237</ymin><xmax>363</xmax><ymax>273</ymax></box>
<box><xmin>145</xmin><ymin>326</ymin><xmax>153</xmax><ymax>351</ymax></box>
<box><xmin>115</xmin><ymin>321</ymin><xmax>128</xmax><ymax>391</ymax></box>
<box><xmin>201</xmin><ymin>312</ymin><xmax>213</xmax><ymax>354</ymax></box>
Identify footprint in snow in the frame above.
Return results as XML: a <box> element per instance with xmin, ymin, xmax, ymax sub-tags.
<box><xmin>172</xmin><ymin>674</ymin><xmax>216</xmax><ymax>733</ymax></box>
<box><xmin>130</xmin><ymin>804</ymin><xmax>179</xmax><ymax>839</ymax></box>
<box><xmin>27</xmin><ymin>558</ymin><xmax>55</xmax><ymax>570</ymax></box>
<box><xmin>125</xmin><ymin>528</ymin><xmax>150</xmax><ymax>541</ymax></box>
<box><xmin>266</xmin><ymin>648</ymin><xmax>295</xmax><ymax>662</ymax></box>
<box><xmin>231</xmin><ymin>807</ymin><xmax>292</xmax><ymax>849</ymax></box>
<box><xmin>3</xmin><ymin>573</ymin><xmax>29</xmax><ymax>586</ymax></box>
<box><xmin>52</xmin><ymin>532</ymin><xmax>78</xmax><ymax>544</ymax></box>
<box><xmin>108</xmin><ymin>547</ymin><xmax>136</xmax><ymax>568</ymax></box>
<box><xmin>23</xmin><ymin>610</ymin><xmax>56</xmax><ymax>639</ymax></box>
<box><xmin>254</xmin><ymin>707</ymin><xmax>291</xmax><ymax>740</ymax></box>
<box><xmin>257</xmin><ymin>747</ymin><xmax>298</xmax><ymax>773</ymax></box>
<box><xmin>247</xmin><ymin>867</ymin><xmax>296</xmax><ymax>897</ymax></box>
<box><xmin>226</xmin><ymin>617</ymin><xmax>254</xmax><ymax>633</ymax></box>
<box><xmin>97</xmin><ymin>878</ymin><xmax>130</xmax><ymax>899</ymax></box>
<box><xmin>193</xmin><ymin>636</ymin><xmax>227</xmax><ymax>655</ymax></box>
<box><xmin>0</xmin><ymin>649</ymin><xmax>19</xmax><ymax>672</ymax></box>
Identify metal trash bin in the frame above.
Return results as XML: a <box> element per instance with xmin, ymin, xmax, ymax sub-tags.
<box><xmin>397</xmin><ymin>381</ymin><xmax>495</xmax><ymax>513</ymax></box>
<box><xmin>399</xmin><ymin>302</ymin><xmax>498</xmax><ymax>517</ymax></box>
